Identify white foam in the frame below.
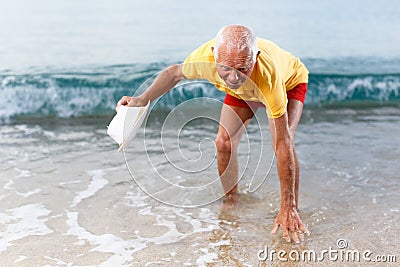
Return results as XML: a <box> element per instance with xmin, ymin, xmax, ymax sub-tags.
<box><xmin>3</xmin><ymin>179</ymin><xmax>14</xmax><ymax>190</ymax></box>
<box><xmin>43</xmin><ymin>256</ymin><xmax>72</xmax><ymax>267</ymax></box>
<box><xmin>64</xmin><ymin>168</ymin><xmax>222</xmax><ymax>265</ymax></box>
<box><xmin>145</xmin><ymin>217</ymin><xmax>184</xmax><ymax>244</ymax></box>
<box><xmin>0</xmin><ymin>203</ymin><xmax>53</xmax><ymax>253</ymax></box>
<box><xmin>124</xmin><ymin>191</ymin><xmax>149</xmax><ymax>208</ymax></box>
<box><xmin>65</xmin><ymin>211</ymin><xmax>147</xmax><ymax>267</ymax></box>
<box><xmin>14</xmin><ymin>255</ymin><xmax>28</xmax><ymax>263</ymax></box>
<box><xmin>3</xmin><ymin>179</ymin><xmax>41</xmax><ymax>198</ymax></box>
<box><xmin>1</xmin><ymin>76</ymin><xmax>15</xmax><ymax>87</ymax></box>
<box><xmin>59</xmin><ymin>180</ymin><xmax>81</xmax><ymax>186</ymax></box>
<box><xmin>14</xmin><ymin>168</ymin><xmax>35</xmax><ymax>178</ymax></box>
<box><xmin>195</xmin><ymin>249</ymin><xmax>218</xmax><ymax>266</ymax></box>
<box><xmin>71</xmin><ymin>169</ymin><xmax>108</xmax><ymax>208</ymax></box>
<box><xmin>14</xmin><ymin>124</ymin><xmax>42</xmax><ymax>136</ymax></box>
<box><xmin>65</xmin><ymin>197</ymin><xmax>219</xmax><ymax>265</ymax></box>
<box><xmin>17</xmin><ymin>188</ymin><xmax>42</xmax><ymax>198</ymax></box>
<box><xmin>144</xmin><ymin>261</ymin><xmax>162</xmax><ymax>266</ymax></box>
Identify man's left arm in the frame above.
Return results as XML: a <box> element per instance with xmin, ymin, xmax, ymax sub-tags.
<box><xmin>270</xmin><ymin>112</ymin><xmax>310</xmax><ymax>243</ymax></box>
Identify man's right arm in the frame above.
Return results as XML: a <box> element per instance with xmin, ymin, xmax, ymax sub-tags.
<box><xmin>116</xmin><ymin>64</ymin><xmax>185</xmax><ymax>110</ymax></box>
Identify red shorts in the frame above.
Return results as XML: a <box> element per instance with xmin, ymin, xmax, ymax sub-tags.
<box><xmin>223</xmin><ymin>83</ymin><xmax>308</xmax><ymax>109</ymax></box>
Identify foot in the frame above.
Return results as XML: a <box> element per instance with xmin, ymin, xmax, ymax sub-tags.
<box><xmin>221</xmin><ymin>192</ymin><xmax>239</xmax><ymax>210</ymax></box>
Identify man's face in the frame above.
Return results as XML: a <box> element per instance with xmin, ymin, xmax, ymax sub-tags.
<box><xmin>215</xmin><ymin>47</ymin><xmax>256</xmax><ymax>90</ymax></box>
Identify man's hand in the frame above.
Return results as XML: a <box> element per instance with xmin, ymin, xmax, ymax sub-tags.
<box><xmin>271</xmin><ymin>206</ymin><xmax>310</xmax><ymax>243</ymax></box>
<box><xmin>116</xmin><ymin>96</ymin><xmax>147</xmax><ymax>111</ymax></box>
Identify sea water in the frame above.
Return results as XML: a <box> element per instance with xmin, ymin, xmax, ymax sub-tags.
<box><xmin>0</xmin><ymin>0</ymin><xmax>400</xmax><ymax>266</ymax></box>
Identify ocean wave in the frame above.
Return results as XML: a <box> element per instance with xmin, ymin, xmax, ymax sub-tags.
<box><xmin>1</xmin><ymin>62</ymin><xmax>400</xmax><ymax>121</ymax></box>
<box><xmin>308</xmin><ymin>73</ymin><xmax>400</xmax><ymax>104</ymax></box>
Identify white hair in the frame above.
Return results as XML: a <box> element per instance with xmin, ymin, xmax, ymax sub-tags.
<box><xmin>213</xmin><ymin>25</ymin><xmax>258</xmax><ymax>61</ymax></box>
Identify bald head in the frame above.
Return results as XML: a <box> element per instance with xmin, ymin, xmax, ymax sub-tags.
<box><xmin>213</xmin><ymin>25</ymin><xmax>258</xmax><ymax>61</ymax></box>
<box><xmin>212</xmin><ymin>25</ymin><xmax>258</xmax><ymax>89</ymax></box>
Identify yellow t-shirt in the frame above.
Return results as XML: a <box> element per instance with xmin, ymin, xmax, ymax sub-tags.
<box><xmin>182</xmin><ymin>38</ymin><xmax>309</xmax><ymax>118</ymax></box>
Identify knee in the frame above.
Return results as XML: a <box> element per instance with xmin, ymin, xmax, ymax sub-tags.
<box><xmin>215</xmin><ymin>132</ymin><xmax>232</xmax><ymax>153</ymax></box>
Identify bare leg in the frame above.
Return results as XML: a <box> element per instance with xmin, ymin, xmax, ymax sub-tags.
<box><xmin>268</xmin><ymin>99</ymin><xmax>304</xmax><ymax>209</ymax></box>
<box><xmin>215</xmin><ymin>104</ymin><xmax>256</xmax><ymax>204</ymax></box>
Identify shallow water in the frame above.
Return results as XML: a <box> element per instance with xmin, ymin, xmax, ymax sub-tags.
<box><xmin>0</xmin><ymin>106</ymin><xmax>399</xmax><ymax>266</ymax></box>
<box><xmin>1</xmin><ymin>0</ymin><xmax>399</xmax><ymax>265</ymax></box>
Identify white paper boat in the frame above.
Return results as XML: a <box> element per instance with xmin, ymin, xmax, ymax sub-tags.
<box><xmin>107</xmin><ymin>101</ymin><xmax>150</xmax><ymax>152</ymax></box>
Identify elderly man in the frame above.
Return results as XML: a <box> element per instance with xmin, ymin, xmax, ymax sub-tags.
<box><xmin>117</xmin><ymin>25</ymin><xmax>310</xmax><ymax>243</ymax></box>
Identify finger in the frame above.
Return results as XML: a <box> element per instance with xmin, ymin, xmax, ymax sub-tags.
<box><xmin>271</xmin><ymin>222</ymin><xmax>280</xmax><ymax>234</ymax></box>
<box><xmin>116</xmin><ymin>96</ymin><xmax>131</xmax><ymax>111</ymax></box>
<box><xmin>118</xmin><ymin>96</ymin><xmax>129</xmax><ymax>106</ymax></box>
<box><xmin>298</xmin><ymin>231</ymin><xmax>305</xmax><ymax>242</ymax></box>
<box><xmin>290</xmin><ymin>231</ymin><xmax>300</xmax><ymax>244</ymax></box>
<box><xmin>121</xmin><ymin>96</ymin><xmax>131</xmax><ymax>105</ymax></box>
<box><xmin>283</xmin><ymin>229</ymin><xmax>291</xmax><ymax>243</ymax></box>
<box><xmin>300</xmin><ymin>223</ymin><xmax>310</xmax><ymax>236</ymax></box>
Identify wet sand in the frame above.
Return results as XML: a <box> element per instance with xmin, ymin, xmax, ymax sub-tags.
<box><xmin>0</xmin><ymin>107</ymin><xmax>399</xmax><ymax>266</ymax></box>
